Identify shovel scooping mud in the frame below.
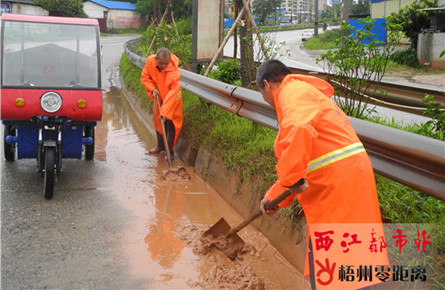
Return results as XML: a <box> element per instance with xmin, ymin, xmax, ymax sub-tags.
<box><xmin>154</xmin><ymin>95</ymin><xmax>191</xmax><ymax>181</ymax></box>
<box><xmin>203</xmin><ymin>189</ymin><xmax>292</xmax><ymax>259</ymax></box>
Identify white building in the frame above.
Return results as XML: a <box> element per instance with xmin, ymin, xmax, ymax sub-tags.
<box><xmin>1</xmin><ymin>0</ymin><xmax>48</xmax><ymax>16</ymax></box>
<box><xmin>82</xmin><ymin>0</ymin><xmax>141</xmax><ymax>31</ymax></box>
<box><xmin>278</xmin><ymin>0</ymin><xmax>319</xmax><ymax>22</ymax></box>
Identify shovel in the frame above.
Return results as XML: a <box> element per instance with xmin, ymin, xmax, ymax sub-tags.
<box><xmin>154</xmin><ymin>95</ymin><xmax>191</xmax><ymax>181</ymax></box>
<box><xmin>203</xmin><ymin>189</ymin><xmax>292</xmax><ymax>259</ymax></box>
<box><xmin>155</xmin><ymin>94</ymin><xmax>172</xmax><ymax>168</ymax></box>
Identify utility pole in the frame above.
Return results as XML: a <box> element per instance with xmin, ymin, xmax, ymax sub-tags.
<box><xmin>290</xmin><ymin>0</ymin><xmax>294</xmax><ymax>23</ymax></box>
<box><xmin>342</xmin><ymin>0</ymin><xmax>349</xmax><ymax>25</ymax></box>
<box><xmin>314</xmin><ymin>0</ymin><xmax>319</xmax><ymax>37</ymax></box>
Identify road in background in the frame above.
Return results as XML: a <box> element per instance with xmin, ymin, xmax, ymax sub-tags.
<box><xmin>223</xmin><ymin>28</ymin><xmax>434</xmax><ymax>125</ymax></box>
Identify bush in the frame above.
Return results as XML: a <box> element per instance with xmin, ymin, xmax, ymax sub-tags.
<box><xmin>390</xmin><ymin>49</ymin><xmax>419</xmax><ymax>67</ymax></box>
<box><xmin>317</xmin><ymin>17</ymin><xmax>403</xmax><ymax>118</ymax></box>
<box><xmin>303</xmin><ymin>29</ymin><xmax>342</xmax><ymax>50</ymax></box>
<box><xmin>318</xmin><ymin>28</ymin><xmax>342</xmax><ymax>42</ymax></box>
<box><xmin>208</xmin><ymin>59</ymin><xmax>241</xmax><ymax>85</ymax></box>
<box><xmin>387</xmin><ymin>0</ymin><xmax>437</xmax><ymax>50</ymax></box>
<box><xmin>175</xmin><ymin>18</ymin><xmax>193</xmax><ymax>35</ymax></box>
<box><xmin>138</xmin><ymin>23</ymin><xmax>192</xmax><ymax>66</ymax></box>
<box><xmin>421</xmin><ymin>95</ymin><xmax>445</xmax><ymax>136</ymax></box>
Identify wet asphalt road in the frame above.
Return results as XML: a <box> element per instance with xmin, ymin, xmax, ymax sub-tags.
<box><xmin>0</xmin><ymin>34</ymin><xmax>154</xmax><ymax>289</ymax></box>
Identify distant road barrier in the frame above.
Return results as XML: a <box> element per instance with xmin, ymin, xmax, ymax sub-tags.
<box><xmin>287</xmin><ymin>67</ymin><xmax>445</xmax><ymax>116</ymax></box>
<box><xmin>124</xmin><ymin>39</ymin><xmax>445</xmax><ymax>201</ymax></box>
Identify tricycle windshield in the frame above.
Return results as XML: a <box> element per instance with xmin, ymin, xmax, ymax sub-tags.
<box><xmin>1</xmin><ymin>20</ymin><xmax>100</xmax><ymax>89</ymax></box>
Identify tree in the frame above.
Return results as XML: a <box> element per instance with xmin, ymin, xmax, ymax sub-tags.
<box><xmin>235</xmin><ymin>0</ymin><xmax>255</xmax><ymax>88</ymax></box>
<box><xmin>34</xmin><ymin>0</ymin><xmax>87</xmax><ymax>17</ymax></box>
<box><xmin>317</xmin><ymin>18</ymin><xmax>404</xmax><ymax>119</ymax></box>
<box><xmin>136</xmin><ymin>0</ymin><xmax>192</xmax><ymax>22</ymax></box>
<box><xmin>252</xmin><ymin>0</ymin><xmax>282</xmax><ymax>24</ymax></box>
<box><xmin>387</xmin><ymin>0</ymin><xmax>438</xmax><ymax>50</ymax></box>
<box><xmin>135</xmin><ymin>0</ymin><xmax>155</xmax><ymax>18</ymax></box>
<box><xmin>351</xmin><ymin>0</ymin><xmax>370</xmax><ymax>15</ymax></box>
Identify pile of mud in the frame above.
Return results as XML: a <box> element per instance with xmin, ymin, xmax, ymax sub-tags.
<box><xmin>162</xmin><ymin>166</ymin><xmax>191</xmax><ymax>181</ymax></box>
<box><xmin>199</xmin><ymin>231</ymin><xmax>244</xmax><ymax>260</ymax></box>
<box><xmin>175</xmin><ymin>224</ymin><xmax>265</xmax><ymax>290</ymax></box>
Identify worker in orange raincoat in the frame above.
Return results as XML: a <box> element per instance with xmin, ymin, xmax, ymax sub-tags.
<box><xmin>141</xmin><ymin>47</ymin><xmax>182</xmax><ymax>159</ymax></box>
<box><xmin>256</xmin><ymin>60</ymin><xmax>389</xmax><ymax>289</ymax></box>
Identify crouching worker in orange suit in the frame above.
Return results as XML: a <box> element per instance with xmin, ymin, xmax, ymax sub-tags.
<box><xmin>141</xmin><ymin>47</ymin><xmax>183</xmax><ymax>160</ymax></box>
<box><xmin>256</xmin><ymin>60</ymin><xmax>389</xmax><ymax>290</ymax></box>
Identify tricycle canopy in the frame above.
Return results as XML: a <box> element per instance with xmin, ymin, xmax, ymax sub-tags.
<box><xmin>0</xmin><ymin>14</ymin><xmax>102</xmax><ymax>121</ymax></box>
<box><xmin>1</xmin><ymin>14</ymin><xmax>101</xmax><ymax>90</ymax></box>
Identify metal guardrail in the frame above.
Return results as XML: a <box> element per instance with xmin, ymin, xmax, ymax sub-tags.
<box><xmin>124</xmin><ymin>40</ymin><xmax>445</xmax><ymax>201</ymax></box>
<box><xmin>287</xmin><ymin>67</ymin><xmax>445</xmax><ymax>115</ymax></box>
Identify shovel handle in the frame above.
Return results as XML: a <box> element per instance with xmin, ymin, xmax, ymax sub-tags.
<box><xmin>228</xmin><ymin>189</ymin><xmax>292</xmax><ymax>236</ymax></box>
<box><xmin>155</xmin><ymin>95</ymin><xmax>172</xmax><ymax>169</ymax></box>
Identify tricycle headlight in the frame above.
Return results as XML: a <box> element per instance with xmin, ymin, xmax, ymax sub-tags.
<box><xmin>41</xmin><ymin>92</ymin><xmax>62</xmax><ymax>113</ymax></box>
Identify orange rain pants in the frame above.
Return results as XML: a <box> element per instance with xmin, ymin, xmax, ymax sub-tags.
<box><xmin>265</xmin><ymin>74</ymin><xmax>389</xmax><ymax>289</ymax></box>
<box><xmin>141</xmin><ymin>54</ymin><xmax>183</xmax><ymax>149</ymax></box>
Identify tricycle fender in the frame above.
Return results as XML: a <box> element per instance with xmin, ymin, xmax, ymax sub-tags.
<box><xmin>0</xmin><ymin>88</ymin><xmax>102</xmax><ymax>121</ymax></box>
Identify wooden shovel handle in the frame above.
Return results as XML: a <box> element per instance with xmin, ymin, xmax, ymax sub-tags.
<box><xmin>155</xmin><ymin>95</ymin><xmax>172</xmax><ymax>169</ymax></box>
<box><xmin>228</xmin><ymin>189</ymin><xmax>292</xmax><ymax>236</ymax></box>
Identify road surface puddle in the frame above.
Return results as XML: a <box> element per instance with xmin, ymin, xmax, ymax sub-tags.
<box><xmin>95</xmin><ymin>87</ymin><xmax>307</xmax><ymax>288</ymax></box>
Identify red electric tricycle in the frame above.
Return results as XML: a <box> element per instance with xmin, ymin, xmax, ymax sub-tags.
<box><xmin>1</xmin><ymin>14</ymin><xmax>102</xmax><ymax>199</ymax></box>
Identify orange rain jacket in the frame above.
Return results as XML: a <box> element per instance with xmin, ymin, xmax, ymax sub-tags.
<box><xmin>265</xmin><ymin>75</ymin><xmax>389</xmax><ymax>289</ymax></box>
<box><xmin>141</xmin><ymin>54</ymin><xmax>183</xmax><ymax>148</ymax></box>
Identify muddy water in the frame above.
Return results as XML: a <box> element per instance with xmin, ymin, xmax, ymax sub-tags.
<box><xmin>96</xmin><ymin>87</ymin><xmax>307</xmax><ymax>289</ymax></box>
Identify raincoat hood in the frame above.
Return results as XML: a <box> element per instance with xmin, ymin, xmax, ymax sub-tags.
<box><xmin>279</xmin><ymin>74</ymin><xmax>334</xmax><ymax>98</ymax></box>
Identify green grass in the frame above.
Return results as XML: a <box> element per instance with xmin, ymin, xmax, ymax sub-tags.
<box><xmin>376</xmin><ymin>175</ymin><xmax>445</xmax><ymax>226</ymax></box>
<box><xmin>301</xmin><ymin>28</ymin><xmax>342</xmax><ymax>50</ymax></box>
<box><xmin>385</xmin><ymin>60</ymin><xmax>445</xmax><ymax>76</ymax></box>
<box><xmin>119</xmin><ymin>55</ymin><xmax>152</xmax><ymax>113</ymax></box>
<box><xmin>181</xmin><ymin>91</ymin><xmax>278</xmax><ymax>194</ymax></box>
<box><xmin>364</xmin><ymin>114</ymin><xmax>444</xmax><ymax>141</ymax></box>
<box><xmin>259</xmin><ymin>24</ymin><xmax>313</xmax><ymax>33</ymax></box>
<box><xmin>107</xmin><ymin>27</ymin><xmax>144</xmax><ymax>34</ymax></box>
<box><xmin>375</xmin><ymin>173</ymin><xmax>445</xmax><ymax>289</ymax></box>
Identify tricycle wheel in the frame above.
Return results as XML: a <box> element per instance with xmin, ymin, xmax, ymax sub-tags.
<box><xmin>4</xmin><ymin>125</ymin><xmax>16</xmax><ymax>161</ymax></box>
<box><xmin>85</xmin><ymin>126</ymin><xmax>95</xmax><ymax>160</ymax></box>
<box><xmin>43</xmin><ymin>147</ymin><xmax>56</xmax><ymax>200</ymax></box>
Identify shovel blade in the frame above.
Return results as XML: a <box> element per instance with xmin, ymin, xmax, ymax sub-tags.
<box><xmin>204</xmin><ymin>217</ymin><xmax>231</xmax><ymax>235</ymax></box>
<box><xmin>203</xmin><ymin>218</ymin><xmax>245</xmax><ymax>260</ymax></box>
